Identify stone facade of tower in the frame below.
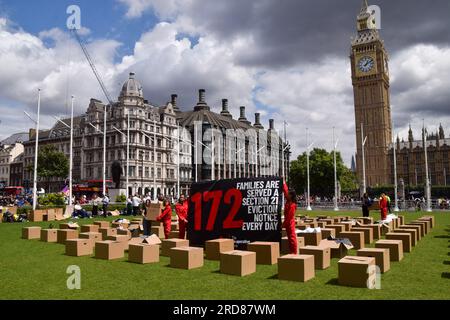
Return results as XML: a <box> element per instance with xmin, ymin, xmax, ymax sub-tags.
<box><xmin>351</xmin><ymin>0</ymin><xmax>392</xmax><ymax>188</ymax></box>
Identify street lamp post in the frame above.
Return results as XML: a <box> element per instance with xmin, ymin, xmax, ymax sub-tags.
<box><xmin>423</xmin><ymin>121</ymin><xmax>432</xmax><ymax>212</ymax></box>
<box><xmin>28</xmin><ymin>89</ymin><xmax>41</xmax><ymax>211</ymax></box>
<box><xmin>333</xmin><ymin>127</ymin><xmax>339</xmax><ymax>212</ymax></box>
<box><xmin>361</xmin><ymin>123</ymin><xmax>368</xmax><ymax>194</ymax></box>
<box><xmin>112</xmin><ymin>110</ymin><xmax>130</xmax><ymax>199</ymax></box>
<box><xmin>392</xmin><ymin>123</ymin><xmax>400</xmax><ymax>212</ymax></box>
<box><xmin>306</xmin><ymin>128</ymin><xmax>314</xmax><ymax>211</ymax></box>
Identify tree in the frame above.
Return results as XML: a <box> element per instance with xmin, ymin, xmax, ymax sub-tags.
<box><xmin>37</xmin><ymin>145</ymin><xmax>69</xmax><ymax>192</ymax></box>
<box><xmin>289</xmin><ymin>148</ymin><xmax>357</xmax><ymax>197</ymax></box>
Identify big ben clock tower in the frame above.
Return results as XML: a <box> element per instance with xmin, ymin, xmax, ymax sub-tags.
<box><xmin>351</xmin><ymin>0</ymin><xmax>392</xmax><ymax>188</ymax></box>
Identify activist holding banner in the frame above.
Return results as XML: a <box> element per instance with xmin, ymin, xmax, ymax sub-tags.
<box><xmin>283</xmin><ymin>181</ymin><xmax>298</xmax><ymax>254</ymax></box>
<box><xmin>175</xmin><ymin>195</ymin><xmax>189</xmax><ymax>239</ymax></box>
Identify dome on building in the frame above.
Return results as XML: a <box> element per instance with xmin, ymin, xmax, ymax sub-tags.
<box><xmin>120</xmin><ymin>72</ymin><xmax>143</xmax><ymax>99</ymax></box>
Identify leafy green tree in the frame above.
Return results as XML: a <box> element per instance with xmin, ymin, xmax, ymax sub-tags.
<box><xmin>290</xmin><ymin>148</ymin><xmax>357</xmax><ymax>197</ymax></box>
<box><xmin>37</xmin><ymin>145</ymin><xmax>69</xmax><ymax>192</ymax></box>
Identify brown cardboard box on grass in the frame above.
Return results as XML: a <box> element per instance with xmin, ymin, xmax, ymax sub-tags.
<box><xmin>81</xmin><ymin>224</ymin><xmax>100</xmax><ymax>233</ymax></box>
<box><xmin>247</xmin><ymin>242</ymin><xmax>280</xmax><ymax>265</ymax></box>
<box><xmin>54</xmin><ymin>208</ymin><xmax>64</xmax><ymax>221</ymax></box>
<box><xmin>65</xmin><ymin>239</ymin><xmax>94</xmax><ymax>257</ymax></box>
<box><xmin>170</xmin><ymin>247</ymin><xmax>204</xmax><ymax>270</ymax></box>
<box><xmin>111</xmin><ymin>221</ymin><xmax>128</xmax><ymax>229</ymax></box>
<box><xmin>375</xmin><ymin>239</ymin><xmax>403</xmax><ymax>261</ymax></box>
<box><xmin>108</xmin><ymin>235</ymin><xmax>130</xmax><ymax>251</ymax></box>
<box><xmin>127</xmin><ymin>235</ymin><xmax>162</xmax><ymax>249</ymax></box>
<box><xmin>411</xmin><ymin>220</ymin><xmax>430</xmax><ymax>234</ymax></box>
<box><xmin>297</xmin><ymin>231</ymin><xmax>322</xmax><ymax>246</ymax></box>
<box><xmin>280</xmin><ymin>236</ymin><xmax>305</xmax><ymax>254</ymax></box>
<box><xmin>356</xmin><ymin>217</ymin><xmax>374</xmax><ymax>225</ymax></box>
<box><xmin>405</xmin><ymin>222</ymin><xmax>424</xmax><ymax>237</ymax></box>
<box><xmin>336</xmin><ymin>222</ymin><xmax>353</xmax><ymax>232</ymax></box>
<box><xmin>326</xmin><ymin>225</ymin><xmax>345</xmax><ymax>236</ymax></box>
<box><xmin>339</xmin><ymin>231</ymin><xmax>365</xmax><ymax>250</ymax></box>
<box><xmin>22</xmin><ymin>227</ymin><xmax>41</xmax><ymax>240</ymax></box>
<box><xmin>151</xmin><ymin>226</ymin><xmax>165</xmax><ymax>239</ymax></box>
<box><xmin>318</xmin><ymin>239</ymin><xmax>353</xmax><ymax>259</ymax></box>
<box><xmin>419</xmin><ymin>216</ymin><xmax>435</xmax><ymax>228</ymax></box>
<box><xmin>57</xmin><ymin>229</ymin><xmax>79</xmax><ymax>244</ymax></box>
<box><xmin>393</xmin><ymin>228</ymin><xmax>417</xmax><ymax>246</ymax></box>
<box><xmin>332</xmin><ymin>217</ymin><xmax>343</xmax><ymax>223</ymax></box>
<box><xmin>80</xmin><ymin>232</ymin><xmax>102</xmax><ymax>242</ymax></box>
<box><xmin>351</xmin><ymin>227</ymin><xmax>374</xmax><ymax>244</ymax></box>
<box><xmin>357</xmin><ymin>248</ymin><xmax>390</xmax><ymax>273</ymax></box>
<box><xmin>321</xmin><ymin>218</ymin><xmax>334</xmax><ymax>225</ymax></box>
<box><xmin>278</xmin><ymin>254</ymin><xmax>315</xmax><ymax>282</ymax></box>
<box><xmin>99</xmin><ymin>227</ymin><xmax>117</xmax><ymax>240</ymax></box>
<box><xmin>40</xmin><ymin>229</ymin><xmax>58</xmax><ymax>242</ymax></box>
<box><xmin>299</xmin><ymin>246</ymin><xmax>331</xmax><ymax>270</ymax></box>
<box><xmin>205</xmin><ymin>239</ymin><xmax>235</xmax><ymax>260</ymax></box>
<box><xmin>169</xmin><ymin>231</ymin><xmax>181</xmax><ymax>239</ymax></box>
<box><xmin>364</xmin><ymin>224</ymin><xmax>382</xmax><ymax>239</ymax></box>
<box><xmin>128</xmin><ymin>244</ymin><xmax>160</xmax><ymax>264</ymax></box>
<box><xmin>220</xmin><ymin>250</ymin><xmax>256</xmax><ymax>276</ymax></box>
<box><xmin>44</xmin><ymin>209</ymin><xmax>56</xmax><ymax>221</ymax></box>
<box><xmin>30</xmin><ymin>210</ymin><xmax>47</xmax><ymax>222</ymax></box>
<box><xmin>338</xmin><ymin>256</ymin><xmax>376</xmax><ymax>288</ymax></box>
<box><xmin>386</xmin><ymin>233</ymin><xmax>412</xmax><ymax>252</ymax></box>
<box><xmin>117</xmin><ymin>228</ymin><xmax>132</xmax><ymax>239</ymax></box>
<box><xmin>399</xmin><ymin>225</ymin><xmax>421</xmax><ymax>241</ymax></box>
<box><xmin>94</xmin><ymin>221</ymin><xmax>110</xmax><ymax>229</ymax></box>
<box><xmin>95</xmin><ymin>241</ymin><xmax>125</xmax><ymax>260</ymax></box>
<box><xmin>145</xmin><ymin>203</ymin><xmax>161</xmax><ymax>221</ymax></box>
<box><xmin>161</xmin><ymin>239</ymin><xmax>189</xmax><ymax>256</ymax></box>
<box><xmin>398</xmin><ymin>215</ymin><xmax>405</xmax><ymax>225</ymax></box>
<box><xmin>321</xmin><ymin>228</ymin><xmax>336</xmax><ymax>239</ymax></box>
<box><xmin>60</xmin><ymin>222</ymin><xmax>79</xmax><ymax>230</ymax></box>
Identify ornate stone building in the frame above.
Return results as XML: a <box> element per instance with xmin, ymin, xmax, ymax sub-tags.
<box><xmin>351</xmin><ymin>0</ymin><xmax>392</xmax><ymax>187</ymax></box>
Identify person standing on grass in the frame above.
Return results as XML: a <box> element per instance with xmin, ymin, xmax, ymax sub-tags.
<box><xmin>175</xmin><ymin>195</ymin><xmax>188</xmax><ymax>239</ymax></box>
<box><xmin>142</xmin><ymin>199</ymin><xmax>153</xmax><ymax>236</ymax></box>
<box><xmin>282</xmin><ymin>181</ymin><xmax>298</xmax><ymax>254</ymax></box>
<box><xmin>132</xmin><ymin>194</ymin><xmax>141</xmax><ymax>216</ymax></box>
<box><xmin>379</xmin><ymin>193</ymin><xmax>388</xmax><ymax>221</ymax></box>
<box><xmin>91</xmin><ymin>193</ymin><xmax>99</xmax><ymax>216</ymax></box>
<box><xmin>362</xmin><ymin>193</ymin><xmax>371</xmax><ymax>218</ymax></box>
<box><xmin>102</xmin><ymin>194</ymin><xmax>110</xmax><ymax>217</ymax></box>
<box><xmin>156</xmin><ymin>198</ymin><xmax>172</xmax><ymax>239</ymax></box>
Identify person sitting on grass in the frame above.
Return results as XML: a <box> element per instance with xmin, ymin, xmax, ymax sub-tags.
<box><xmin>156</xmin><ymin>198</ymin><xmax>172</xmax><ymax>239</ymax></box>
<box><xmin>73</xmin><ymin>202</ymin><xmax>90</xmax><ymax>219</ymax></box>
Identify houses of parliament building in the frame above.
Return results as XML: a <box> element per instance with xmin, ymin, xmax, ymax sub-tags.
<box><xmin>352</xmin><ymin>1</ymin><xmax>449</xmax><ymax>189</ymax></box>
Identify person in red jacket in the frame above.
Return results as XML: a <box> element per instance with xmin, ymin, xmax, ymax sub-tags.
<box><xmin>283</xmin><ymin>181</ymin><xmax>298</xmax><ymax>254</ymax></box>
<box><xmin>379</xmin><ymin>193</ymin><xmax>388</xmax><ymax>221</ymax></box>
<box><xmin>156</xmin><ymin>198</ymin><xmax>172</xmax><ymax>239</ymax></box>
<box><xmin>175</xmin><ymin>194</ymin><xmax>188</xmax><ymax>239</ymax></box>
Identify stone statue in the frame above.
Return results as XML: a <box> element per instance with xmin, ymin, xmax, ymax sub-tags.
<box><xmin>111</xmin><ymin>161</ymin><xmax>123</xmax><ymax>189</ymax></box>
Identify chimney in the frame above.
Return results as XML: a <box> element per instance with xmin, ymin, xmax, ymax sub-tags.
<box><xmin>194</xmin><ymin>89</ymin><xmax>210</xmax><ymax>111</ymax></box>
<box><xmin>199</xmin><ymin>89</ymin><xmax>206</xmax><ymax>103</ymax></box>
<box><xmin>220</xmin><ymin>99</ymin><xmax>232</xmax><ymax>118</ymax></box>
<box><xmin>238</xmin><ymin>106</ymin><xmax>251</xmax><ymax>125</ymax></box>
<box><xmin>254</xmin><ymin>113</ymin><xmax>264</xmax><ymax>129</ymax></box>
<box><xmin>171</xmin><ymin>94</ymin><xmax>180</xmax><ymax>112</ymax></box>
<box><xmin>129</xmin><ymin>72</ymin><xmax>135</xmax><ymax>79</ymax></box>
<box><xmin>269</xmin><ymin>119</ymin><xmax>275</xmax><ymax>130</ymax></box>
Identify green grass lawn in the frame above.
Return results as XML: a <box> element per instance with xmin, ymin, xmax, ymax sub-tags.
<box><xmin>0</xmin><ymin>210</ymin><xmax>449</xmax><ymax>300</ymax></box>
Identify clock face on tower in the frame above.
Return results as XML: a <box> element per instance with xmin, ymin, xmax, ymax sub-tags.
<box><xmin>358</xmin><ymin>56</ymin><xmax>375</xmax><ymax>72</ymax></box>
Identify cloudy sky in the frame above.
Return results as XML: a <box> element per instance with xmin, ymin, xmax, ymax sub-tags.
<box><xmin>0</xmin><ymin>0</ymin><xmax>449</xmax><ymax>165</ymax></box>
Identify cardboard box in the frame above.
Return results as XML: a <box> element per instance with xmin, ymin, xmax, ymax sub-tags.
<box><xmin>170</xmin><ymin>247</ymin><xmax>204</xmax><ymax>270</ymax></box>
<box><xmin>299</xmin><ymin>246</ymin><xmax>331</xmax><ymax>270</ymax></box>
<box><xmin>205</xmin><ymin>239</ymin><xmax>235</xmax><ymax>260</ymax></box>
<box><xmin>220</xmin><ymin>250</ymin><xmax>256</xmax><ymax>276</ymax></box>
<box><xmin>117</xmin><ymin>228</ymin><xmax>132</xmax><ymax>239</ymax></box>
<box><xmin>94</xmin><ymin>221</ymin><xmax>110</xmax><ymax>229</ymax></box>
<box><xmin>151</xmin><ymin>226</ymin><xmax>165</xmax><ymax>239</ymax></box>
<box><xmin>169</xmin><ymin>231</ymin><xmax>181</xmax><ymax>239</ymax></box>
<box><xmin>339</xmin><ymin>231</ymin><xmax>365</xmax><ymax>250</ymax></box>
<box><xmin>22</xmin><ymin>227</ymin><xmax>41</xmax><ymax>240</ymax></box>
<box><xmin>40</xmin><ymin>229</ymin><xmax>58</xmax><ymax>242</ymax></box>
<box><xmin>332</xmin><ymin>217</ymin><xmax>343</xmax><ymax>223</ymax></box>
<box><xmin>393</xmin><ymin>228</ymin><xmax>417</xmax><ymax>246</ymax></box>
<box><xmin>145</xmin><ymin>203</ymin><xmax>161</xmax><ymax>221</ymax></box>
<box><xmin>247</xmin><ymin>242</ymin><xmax>280</xmax><ymax>265</ymax></box>
<box><xmin>375</xmin><ymin>239</ymin><xmax>403</xmax><ymax>261</ymax></box>
<box><xmin>297</xmin><ymin>232</ymin><xmax>322</xmax><ymax>246</ymax></box>
<box><xmin>321</xmin><ymin>228</ymin><xmax>336</xmax><ymax>239</ymax></box>
<box><xmin>386</xmin><ymin>233</ymin><xmax>412</xmax><ymax>252</ymax></box>
<box><xmin>356</xmin><ymin>217</ymin><xmax>374</xmax><ymax>225</ymax></box>
<box><xmin>399</xmin><ymin>225</ymin><xmax>421</xmax><ymax>241</ymax></box>
<box><xmin>79</xmin><ymin>232</ymin><xmax>102</xmax><ymax>242</ymax></box>
<box><xmin>108</xmin><ymin>235</ymin><xmax>130</xmax><ymax>251</ymax></box>
<box><xmin>161</xmin><ymin>239</ymin><xmax>189</xmax><ymax>257</ymax></box>
<box><xmin>321</xmin><ymin>218</ymin><xmax>334</xmax><ymax>225</ymax></box>
<box><xmin>405</xmin><ymin>222</ymin><xmax>425</xmax><ymax>237</ymax></box>
<box><xmin>411</xmin><ymin>220</ymin><xmax>430</xmax><ymax>234</ymax></box>
<box><xmin>128</xmin><ymin>244</ymin><xmax>160</xmax><ymax>264</ymax></box>
<box><xmin>280</xmin><ymin>237</ymin><xmax>305</xmax><ymax>254</ymax></box>
<box><xmin>296</xmin><ymin>223</ymin><xmax>309</xmax><ymax>230</ymax></box>
<box><xmin>54</xmin><ymin>208</ymin><xmax>64</xmax><ymax>221</ymax></box>
<box><xmin>29</xmin><ymin>210</ymin><xmax>47</xmax><ymax>222</ymax></box>
<box><xmin>80</xmin><ymin>224</ymin><xmax>100</xmax><ymax>233</ymax></box>
<box><xmin>65</xmin><ymin>239</ymin><xmax>94</xmax><ymax>257</ymax></box>
<box><xmin>351</xmin><ymin>227</ymin><xmax>374</xmax><ymax>244</ymax></box>
<box><xmin>60</xmin><ymin>222</ymin><xmax>79</xmax><ymax>230</ymax></box>
<box><xmin>398</xmin><ymin>215</ymin><xmax>405</xmax><ymax>225</ymax></box>
<box><xmin>338</xmin><ymin>256</ymin><xmax>376</xmax><ymax>288</ymax></box>
<box><xmin>99</xmin><ymin>227</ymin><xmax>117</xmax><ymax>240</ymax></box>
<box><xmin>112</xmin><ymin>221</ymin><xmax>129</xmax><ymax>229</ymax></box>
<box><xmin>318</xmin><ymin>239</ymin><xmax>353</xmax><ymax>259</ymax></box>
<box><xmin>95</xmin><ymin>241</ymin><xmax>125</xmax><ymax>260</ymax></box>
<box><xmin>380</xmin><ymin>223</ymin><xmax>392</xmax><ymax>236</ymax></box>
<box><xmin>364</xmin><ymin>224</ymin><xmax>382</xmax><ymax>240</ymax></box>
<box><xmin>326</xmin><ymin>224</ymin><xmax>345</xmax><ymax>236</ymax></box>
<box><xmin>44</xmin><ymin>209</ymin><xmax>56</xmax><ymax>221</ymax></box>
<box><xmin>57</xmin><ymin>229</ymin><xmax>79</xmax><ymax>244</ymax></box>
<box><xmin>336</xmin><ymin>222</ymin><xmax>353</xmax><ymax>232</ymax></box>
<box><xmin>357</xmin><ymin>248</ymin><xmax>390</xmax><ymax>273</ymax></box>
<box><xmin>278</xmin><ymin>254</ymin><xmax>315</xmax><ymax>282</ymax></box>
<box><xmin>128</xmin><ymin>235</ymin><xmax>162</xmax><ymax>248</ymax></box>
<box><xmin>419</xmin><ymin>216</ymin><xmax>435</xmax><ymax>228</ymax></box>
